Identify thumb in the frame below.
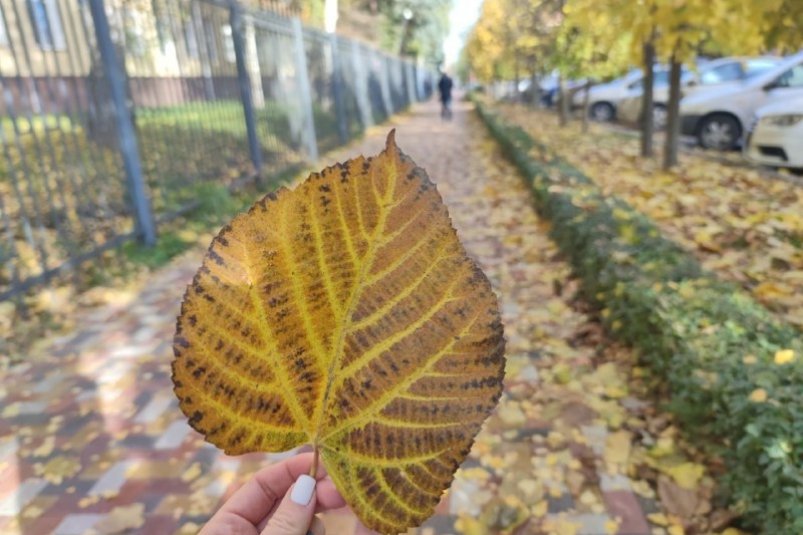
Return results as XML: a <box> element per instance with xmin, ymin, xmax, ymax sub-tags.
<box><xmin>260</xmin><ymin>474</ymin><xmax>317</xmax><ymax>535</ymax></box>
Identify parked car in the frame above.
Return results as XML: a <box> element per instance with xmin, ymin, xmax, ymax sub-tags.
<box><xmin>680</xmin><ymin>51</ymin><xmax>803</xmax><ymax>150</ymax></box>
<box><xmin>616</xmin><ymin>68</ymin><xmax>683</xmax><ymax>128</ymax></box>
<box><xmin>571</xmin><ymin>69</ymin><xmax>643</xmax><ymax>121</ymax></box>
<box><xmin>745</xmin><ymin>96</ymin><xmax>803</xmax><ymax>169</ymax></box>
<box><xmin>535</xmin><ymin>76</ymin><xmax>587</xmax><ymax>107</ymax></box>
<box><xmin>684</xmin><ymin>56</ymin><xmax>780</xmax><ymax>96</ymax></box>
<box><xmin>616</xmin><ymin>57</ymin><xmax>781</xmax><ymax>129</ymax></box>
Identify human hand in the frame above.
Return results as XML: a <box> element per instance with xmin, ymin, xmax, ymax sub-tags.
<box><xmin>200</xmin><ymin>452</ymin><xmax>346</xmax><ymax>535</ymax></box>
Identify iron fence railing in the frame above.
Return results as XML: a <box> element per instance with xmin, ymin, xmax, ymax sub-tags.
<box><xmin>0</xmin><ymin>0</ymin><xmax>435</xmax><ymax>301</ymax></box>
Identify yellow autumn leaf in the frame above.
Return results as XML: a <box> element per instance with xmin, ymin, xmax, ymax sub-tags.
<box><xmin>666</xmin><ymin>462</ymin><xmax>705</xmax><ymax>489</ymax></box>
<box><xmin>94</xmin><ymin>503</ymin><xmax>146</xmax><ymax>534</ymax></box>
<box><xmin>647</xmin><ymin>512</ymin><xmax>669</xmax><ymax>526</ymax></box>
<box><xmin>773</xmin><ymin>349</ymin><xmax>795</xmax><ymax>365</ymax></box>
<box><xmin>668</xmin><ymin>525</ymin><xmax>685</xmax><ymax>535</ymax></box>
<box><xmin>173</xmin><ymin>131</ymin><xmax>506</xmax><ymax>534</ymax></box>
<box><xmin>749</xmin><ymin>388</ymin><xmax>768</xmax><ymax>403</ymax></box>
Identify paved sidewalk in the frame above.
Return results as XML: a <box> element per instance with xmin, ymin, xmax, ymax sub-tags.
<box><xmin>0</xmin><ymin>98</ymin><xmax>669</xmax><ymax>534</ymax></box>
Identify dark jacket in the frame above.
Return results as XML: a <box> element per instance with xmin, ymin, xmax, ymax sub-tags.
<box><xmin>437</xmin><ymin>75</ymin><xmax>453</xmax><ymax>102</ymax></box>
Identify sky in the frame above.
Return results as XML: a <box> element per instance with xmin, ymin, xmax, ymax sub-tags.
<box><xmin>442</xmin><ymin>0</ymin><xmax>484</xmax><ymax>67</ymax></box>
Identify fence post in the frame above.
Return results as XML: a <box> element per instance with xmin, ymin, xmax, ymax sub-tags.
<box><xmin>405</xmin><ymin>61</ymin><xmax>416</xmax><ymax>105</ymax></box>
<box><xmin>87</xmin><ymin>0</ymin><xmax>155</xmax><ymax>246</ymax></box>
<box><xmin>291</xmin><ymin>18</ymin><xmax>319</xmax><ymax>162</ymax></box>
<box><xmin>229</xmin><ymin>1</ymin><xmax>263</xmax><ymax>180</ymax></box>
<box><xmin>379</xmin><ymin>54</ymin><xmax>393</xmax><ymax>116</ymax></box>
<box><xmin>329</xmin><ymin>34</ymin><xmax>349</xmax><ymax>145</ymax></box>
<box><xmin>350</xmin><ymin>41</ymin><xmax>373</xmax><ymax>129</ymax></box>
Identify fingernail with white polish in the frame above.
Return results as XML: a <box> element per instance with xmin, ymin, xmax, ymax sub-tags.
<box><xmin>291</xmin><ymin>474</ymin><xmax>316</xmax><ymax>505</ymax></box>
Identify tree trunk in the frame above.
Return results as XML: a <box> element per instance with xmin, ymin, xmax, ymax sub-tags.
<box><xmin>582</xmin><ymin>80</ymin><xmax>592</xmax><ymax>132</ymax></box>
<box><xmin>530</xmin><ymin>71</ymin><xmax>539</xmax><ymax>107</ymax></box>
<box><xmin>640</xmin><ymin>40</ymin><xmax>655</xmax><ymax>158</ymax></box>
<box><xmin>558</xmin><ymin>74</ymin><xmax>569</xmax><ymax>126</ymax></box>
<box><xmin>662</xmin><ymin>54</ymin><xmax>683</xmax><ymax>170</ymax></box>
<box><xmin>514</xmin><ymin>53</ymin><xmax>520</xmax><ymax>102</ymax></box>
<box><xmin>85</xmin><ymin>39</ymin><xmax>133</xmax><ymax>148</ymax></box>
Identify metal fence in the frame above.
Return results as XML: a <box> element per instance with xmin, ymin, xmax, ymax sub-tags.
<box><xmin>0</xmin><ymin>0</ymin><xmax>434</xmax><ymax>301</ymax></box>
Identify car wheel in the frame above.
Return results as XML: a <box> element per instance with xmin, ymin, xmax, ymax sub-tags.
<box><xmin>698</xmin><ymin>114</ymin><xmax>741</xmax><ymax>150</ymax></box>
<box><xmin>590</xmin><ymin>102</ymin><xmax>615</xmax><ymax>122</ymax></box>
<box><xmin>653</xmin><ymin>104</ymin><xmax>668</xmax><ymax>130</ymax></box>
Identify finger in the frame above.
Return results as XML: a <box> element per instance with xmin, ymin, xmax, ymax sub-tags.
<box><xmin>216</xmin><ymin>453</ymin><xmax>316</xmax><ymax>525</ymax></box>
<box><xmin>354</xmin><ymin>519</ymin><xmax>381</xmax><ymax>535</ymax></box>
<box><xmin>256</xmin><ymin>477</ymin><xmax>345</xmax><ymax>531</ymax></box>
<box><xmin>260</xmin><ymin>474</ymin><xmax>317</xmax><ymax>535</ymax></box>
<box><xmin>309</xmin><ymin>516</ymin><xmax>326</xmax><ymax>535</ymax></box>
<box><xmin>314</xmin><ymin>478</ymin><xmax>346</xmax><ymax>511</ymax></box>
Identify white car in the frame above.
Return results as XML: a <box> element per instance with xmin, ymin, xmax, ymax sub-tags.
<box><xmin>685</xmin><ymin>56</ymin><xmax>780</xmax><ymax>95</ymax></box>
<box><xmin>745</xmin><ymin>96</ymin><xmax>803</xmax><ymax>169</ymax></box>
<box><xmin>571</xmin><ymin>69</ymin><xmax>643</xmax><ymax>121</ymax></box>
<box><xmin>680</xmin><ymin>51</ymin><xmax>803</xmax><ymax>150</ymax></box>
<box><xmin>616</xmin><ymin>57</ymin><xmax>780</xmax><ymax>129</ymax></box>
<box><xmin>615</xmin><ymin>69</ymin><xmax>678</xmax><ymax>128</ymax></box>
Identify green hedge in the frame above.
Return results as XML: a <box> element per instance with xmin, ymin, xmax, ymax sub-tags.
<box><xmin>474</xmin><ymin>101</ymin><xmax>803</xmax><ymax>533</ymax></box>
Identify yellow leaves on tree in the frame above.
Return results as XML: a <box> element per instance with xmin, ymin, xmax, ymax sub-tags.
<box><xmin>172</xmin><ymin>132</ymin><xmax>506</xmax><ymax>534</ymax></box>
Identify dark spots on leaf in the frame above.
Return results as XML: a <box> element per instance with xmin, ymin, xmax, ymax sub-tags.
<box><xmin>218</xmin><ymin>236</ymin><xmax>229</xmax><ymax>247</ymax></box>
<box><xmin>175</xmin><ymin>336</ymin><xmax>190</xmax><ymax>349</ymax></box>
<box><xmin>268</xmin><ymin>295</ymin><xmax>288</xmax><ymax>308</ymax></box>
<box><xmin>187</xmin><ymin>315</ymin><xmax>197</xmax><ymax>326</ymax></box>
<box><xmin>208</xmin><ymin>250</ymin><xmax>225</xmax><ymax>266</ymax></box>
<box><xmin>230</xmin><ymin>429</ymin><xmax>246</xmax><ymax>446</ymax></box>
<box><xmin>299</xmin><ymin>371</ymin><xmax>315</xmax><ymax>383</ymax></box>
<box><xmin>189</xmin><ymin>410</ymin><xmax>204</xmax><ymax>425</ymax></box>
<box><xmin>320</xmin><ymin>195</ymin><xmax>331</xmax><ymax>208</ymax></box>
<box><xmin>319</xmin><ymin>183</ymin><xmax>330</xmax><ymax>192</ymax></box>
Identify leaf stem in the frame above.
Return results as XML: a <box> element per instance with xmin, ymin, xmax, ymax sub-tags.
<box><xmin>309</xmin><ymin>444</ymin><xmax>319</xmax><ymax>478</ymax></box>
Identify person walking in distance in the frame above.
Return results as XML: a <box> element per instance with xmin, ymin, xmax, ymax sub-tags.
<box><xmin>438</xmin><ymin>70</ymin><xmax>453</xmax><ymax>120</ymax></box>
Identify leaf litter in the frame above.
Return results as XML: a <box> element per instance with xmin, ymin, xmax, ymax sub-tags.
<box><xmin>431</xmin><ymin>123</ymin><xmax>740</xmax><ymax>535</ymax></box>
<box><xmin>493</xmin><ymin>104</ymin><xmax>803</xmax><ymax>330</ymax></box>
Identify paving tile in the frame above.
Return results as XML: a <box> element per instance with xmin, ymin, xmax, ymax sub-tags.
<box><xmin>14</xmin><ymin>400</ymin><xmax>49</xmax><ymax>414</ymax></box>
<box><xmin>581</xmin><ymin>424</ymin><xmax>609</xmax><ymax>456</ymax></box>
<box><xmin>154</xmin><ymin>420</ymin><xmax>193</xmax><ymax>450</ymax></box>
<box><xmin>600</xmin><ymin>473</ymin><xmax>633</xmax><ymax>492</ymax></box>
<box><xmin>0</xmin><ymin>478</ymin><xmax>48</xmax><ymax>515</ymax></box>
<box><xmin>52</xmin><ymin>513</ymin><xmax>105</xmax><ymax>534</ymax></box>
<box><xmin>88</xmin><ymin>461</ymin><xmax>136</xmax><ymax>496</ymax></box>
<box><xmin>546</xmin><ymin>513</ymin><xmax>613</xmax><ymax>535</ymax></box>
<box><xmin>0</xmin><ymin>436</ymin><xmax>19</xmax><ymax>461</ymax></box>
<box><xmin>603</xmin><ymin>490</ymin><xmax>651</xmax><ymax>535</ymax></box>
